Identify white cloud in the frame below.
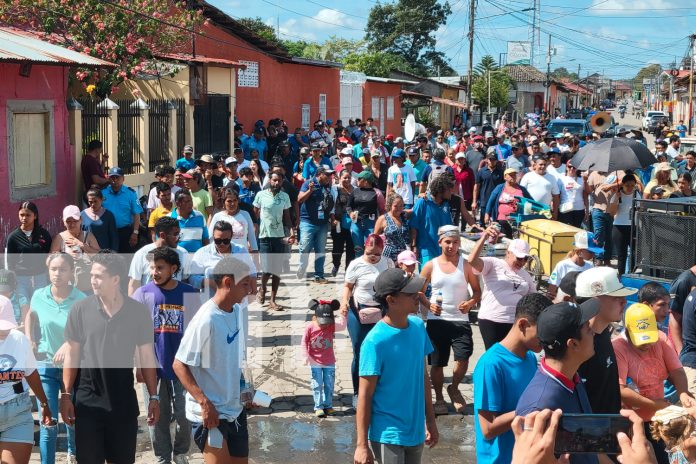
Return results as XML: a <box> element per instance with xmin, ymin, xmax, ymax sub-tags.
<box><xmin>590</xmin><ymin>0</ymin><xmax>680</xmax><ymax>15</ymax></box>
<box><xmin>309</xmin><ymin>8</ymin><xmax>362</xmax><ymax>30</ymax></box>
<box><xmin>275</xmin><ymin>18</ymin><xmax>318</xmax><ymax>41</ymax></box>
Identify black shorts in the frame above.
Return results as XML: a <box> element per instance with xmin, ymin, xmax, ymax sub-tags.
<box><xmin>426</xmin><ymin>319</ymin><xmax>474</xmax><ymax>367</ymax></box>
<box><xmin>192</xmin><ymin>412</ymin><xmax>249</xmax><ymax>458</ymax></box>
<box><xmin>74</xmin><ymin>411</ymin><xmax>138</xmax><ymax>464</ymax></box>
<box><xmin>259</xmin><ymin>237</ymin><xmax>286</xmax><ymax>275</ymax></box>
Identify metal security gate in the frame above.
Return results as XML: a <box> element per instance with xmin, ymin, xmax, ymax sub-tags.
<box><xmin>194</xmin><ymin>94</ymin><xmax>230</xmax><ymax>154</ymax></box>
<box><xmin>79</xmin><ymin>99</ymin><xmax>109</xmax><ymax>156</ymax></box>
<box><xmin>113</xmin><ymin>100</ymin><xmax>142</xmax><ymax>174</ymax></box>
<box><xmin>148</xmin><ymin>99</ymin><xmax>171</xmax><ymax>171</ymax></box>
<box><xmin>175</xmin><ymin>98</ymin><xmax>186</xmax><ymax>156</ymax></box>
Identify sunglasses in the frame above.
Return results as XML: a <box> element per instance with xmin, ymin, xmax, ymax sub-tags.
<box><xmin>214</xmin><ymin>238</ymin><xmax>231</xmax><ymax>245</ymax></box>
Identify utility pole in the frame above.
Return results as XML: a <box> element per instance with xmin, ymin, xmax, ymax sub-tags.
<box><xmin>575</xmin><ymin>63</ymin><xmax>581</xmax><ymax>108</ymax></box>
<box><xmin>544</xmin><ymin>34</ymin><xmax>552</xmax><ymax>115</ymax></box>
<box><xmin>488</xmin><ymin>69</ymin><xmax>491</xmax><ymax>119</ymax></box>
<box><xmin>466</xmin><ymin>0</ymin><xmax>476</xmax><ymax>110</ymax></box>
<box><xmin>688</xmin><ymin>40</ymin><xmax>695</xmax><ymax>131</ymax></box>
<box><xmin>530</xmin><ymin>0</ymin><xmax>536</xmax><ymax>66</ymax></box>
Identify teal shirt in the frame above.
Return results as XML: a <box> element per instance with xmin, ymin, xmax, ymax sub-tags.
<box><xmin>31</xmin><ymin>285</ymin><xmax>85</xmax><ymax>359</ymax></box>
<box><xmin>252</xmin><ymin>189</ymin><xmax>290</xmax><ymax>238</ymax></box>
<box><xmin>407</xmin><ymin>159</ymin><xmax>427</xmax><ymax>184</ymax></box>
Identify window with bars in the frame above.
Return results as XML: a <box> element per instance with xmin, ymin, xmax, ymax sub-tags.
<box><xmin>301</xmin><ymin>104</ymin><xmax>310</xmax><ymax>129</ymax></box>
<box><xmin>237</xmin><ymin>61</ymin><xmax>259</xmax><ymax>88</ymax></box>
<box><xmin>319</xmin><ymin>94</ymin><xmax>327</xmax><ymax>120</ymax></box>
<box><xmin>387</xmin><ymin>97</ymin><xmax>395</xmax><ymax>120</ymax></box>
<box><xmin>371</xmin><ymin>97</ymin><xmax>379</xmax><ymax>121</ymax></box>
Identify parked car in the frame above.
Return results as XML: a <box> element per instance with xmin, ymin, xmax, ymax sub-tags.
<box><xmin>647</xmin><ymin>115</ymin><xmax>670</xmax><ymax>132</ymax></box>
<box><xmin>642</xmin><ymin>111</ymin><xmax>668</xmax><ymax>129</ymax></box>
<box><xmin>546</xmin><ymin>119</ymin><xmax>593</xmax><ymax>138</ymax></box>
<box><xmin>566</xmin><ymin>109</ymin><xmax>583</xmax><ymax>119</ymax></box>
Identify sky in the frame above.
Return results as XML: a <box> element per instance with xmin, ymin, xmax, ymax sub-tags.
<box><xmin>209</xmin><ymin>0</ymin><xmax>696</xmax><ymax>81</ymax></box>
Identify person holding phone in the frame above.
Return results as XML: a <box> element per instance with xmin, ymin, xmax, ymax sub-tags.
<box><xmin>516</xmin><ymin>300</ymin><xmax>601</xmax><ymax>464</ymax></box>
<box><xmin>473</xmin><ymin>293</ymin><xmax>553</xmax><ymax>463</ymax></box>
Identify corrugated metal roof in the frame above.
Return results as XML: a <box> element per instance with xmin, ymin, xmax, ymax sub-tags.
<box><xmin>0</xmin><ymin>27</ymin><xmax>115</xmax><ymax>67</ymax></box>
<box><xmin>366</xmin><ymin>76</ymin><xmax>418</xmax><ymax>85</ymax></box>
<box><xmin>159</xmin><ymin>52</ymin><xmax>245</xmax><ymax>68</ymax></box>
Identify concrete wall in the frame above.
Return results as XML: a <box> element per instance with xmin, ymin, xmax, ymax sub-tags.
<box><xmin>363</xmin><ymin>80</ymin><xmax>403</xmax><ymax>137</ymax></box>
<box><xmin>0</xmin><ymin>63</ymin><xmax>72</xmax><ymax>232</ymax></box>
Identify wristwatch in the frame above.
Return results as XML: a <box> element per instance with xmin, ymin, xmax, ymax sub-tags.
<box><xmin>149</xmin><ymin>395</ymin><xmax>160</xmax><ymax>402</ymax></box>
<box><xmin>132</xmin><ymin>229</ymin><xmax>139</xmax><ymax>235</ymax></box>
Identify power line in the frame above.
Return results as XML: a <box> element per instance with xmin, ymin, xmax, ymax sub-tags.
<box><xmin>303</xmin><ymin>0</ymin><xmax>369</xmax><ymax>20</ymax></box>
<box><xmin>259</xmin><ymin>0</ymin><xmax>364</xmax><ymax>31</ymax></box>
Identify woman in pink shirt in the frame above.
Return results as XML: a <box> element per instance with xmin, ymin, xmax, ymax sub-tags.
<box><xmin>301</xmin><ymin>299</ymin><xmax>347</xmax><ymax>418</ymax></box>
<box><xmin>467</xmin><ymin>226</ymin><xmax>536</xmax><ymax>350</ymax></box>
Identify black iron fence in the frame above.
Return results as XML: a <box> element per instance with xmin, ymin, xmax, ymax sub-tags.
<box><xmin>148</xmin><ymin>99</ymin><xmax>171</xmax><ymax>172</ymax></box>
<box><xmin>174</xmin><ymin>98</ymin><xmax>186</xmax><ymax>156</ymax></box>
<box><xmin>79</xmin><ymin>99</ymin><xmax>109</xmax><ymax>157</ymax></box>
<box><xmin>113</xmin><ymin>99</ymin><xmax>142</xmax><ymax>174</ymax></box>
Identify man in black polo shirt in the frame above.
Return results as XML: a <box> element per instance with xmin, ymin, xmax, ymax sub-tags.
<box><xmin>60</xmin><ymin>251</ymin><xmax>160</xmax><ymax>464</ymax></box>
<box><xmin>669</xmin><ymin>265</ymin><xmax>696</xmax><ymax>355</ymax></box>
<box><xmin>575</xmin><ymin>267</ymin><xmax>637</xmax><ymax>414</ymax></box>
<box><xmin>516</xmin><ymin>300</ymin><xmax>600</xmax><ymax>464</ymax></box>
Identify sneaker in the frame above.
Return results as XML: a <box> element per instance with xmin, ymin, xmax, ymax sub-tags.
<box><xmin>325</xmin><ymin>408</ymin><xmax>337</xmax><ymax>416</ymax></box>
<box><xmin>315</xmin><ymin>277</ymin><xmax>329</xmax><ymax>284</ymax></box>
<box><xmin>331</xmin><ymin>266</ymin><xmax>339</xmax><ymax>277</ymax></box>
<box><xmin>315</xmin><ymin>409</ymin><xmax>326</xmax><ymax>418</ymax></box>
<box><xmin>173</xmin><ymin>455</ymin><xmax>189</xmax><ymax>464</ymax></box>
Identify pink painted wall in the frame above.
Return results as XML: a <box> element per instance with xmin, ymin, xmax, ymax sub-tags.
<box><xmin>0</xmin><ymin>63</ymin><xmax>73</xmax><ymax>235</ymax></box>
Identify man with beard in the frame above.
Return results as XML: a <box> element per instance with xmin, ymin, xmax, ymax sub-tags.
<box><xmin>253</xmin><ymin>171</ymin><xmax>295</xmax><ymax>311</ymax></box>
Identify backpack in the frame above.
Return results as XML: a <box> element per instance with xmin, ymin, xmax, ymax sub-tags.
<box><xmin>428</xmin><ymin>162</ymin><xmax>449</xmax><ymax>185</ymax></box>
<box><xmin>320</xmin><ymin>186</ymin><xmax>335</xmax><ymax>214</ymax></box>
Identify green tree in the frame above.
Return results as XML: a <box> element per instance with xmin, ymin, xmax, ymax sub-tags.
<box><xmin>471</xmin><ymin>70</ymin><xmax>510</xmax><ymax>112</ymax></box>
<box><xmin>343</xmin><ymin>51</ymin><xmax>412</xmax><ymax>77</ymax></box>
<box><xmin>474</xmin><ymin>55</ymin><xmax>498</xmax><ymax>78</ymax></box>
<box><xmin>633</xmin><ymin>64</ymin><xmax>662</xmax><ymax>90</ymax></box>
<box><xmin>237</xmin><ymin>17</ymin><xmax>283</xmax><ymax>47</ymax></box>
<box><xmin>364</xmin><ymin>0</ymin><xmax>454</xmax><ymax>76</ymax></box>
<box><xmin>282</xmin><ymin>39</ymin><xmax>311</xmax><ymax>57</ymax></box>
<box><xmin>0</xmin><ymin>0</ymin><xmax>198</xmax><ymax>98</ymax></box>
<box><xmin>300</xmin><ymin>36</ymin><xmax>365</xmax><ymax>62</ymax></box>
<box><xmin>551</xmin><ymin>66</ymin><xmax>579</xmax><ymax>81</ymax></box>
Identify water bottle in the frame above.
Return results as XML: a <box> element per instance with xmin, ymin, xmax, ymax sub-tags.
<box><xmin>487</xmin><ymin>223</ymin><xmax>501</xmax><ymax>256</ymax></box>
<box><xmin>435</xmin><ymin>291</ymin><xmax>443</xmax><ymax>308</ymax></box>
<box><xmin>626</xmin><ymin>377</ymin><xmax>640</xmax><ymax>395</ymax></box>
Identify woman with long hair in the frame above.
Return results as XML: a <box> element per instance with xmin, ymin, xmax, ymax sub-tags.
<box><xmin>672</xmin><ymin>172</ymin><xmax>695</xmax><ymax>198</ymax></box>
<box><xmin>609</xmin><ymin>173</ymin><xmax>640</xmax><ymax>276</ymax></box>
<box><xmin>557</xmin><ymin>162</ymin><xmax>588</xmax><ymax>228</ymax></box>
<box><xmin>208</xmin><ymin>188</ymin><xmax>258</xmax><ymax>254</ymax></box>
<box><xmin>26</xmin><ymin>252</ymin><xmax>85</xmax><ymax>464</ymax></box>
<box><xmin>348</xmin><ymin>172</ymin><xmax>380</xmax><ymax>257</ymax></box>
<box><xmin>374</xmin><ymin>193</ymin><xmax>411</xmax><ymax>263</ymax></box>
<box><xmin>339</xmin><ymin>234</ymin><xmax>393</xmax><ymax>408</ymax></box>
<box><xmin>365</xmin><ymin>150</ymin><xmax>389</xmax><ymax>193</ymax></box>
<box><xmin>5</xmin><ymin>202</ymin><xmax>52</xmax><ymax>300</ymax></box>
<box><xmin>249</xmin><ymin>158</ymin><xmax>266</xmax><ymax>186</ymax></box>
<box><xmin>330</xmin><ymin>169</ymin><xmax>355</xmax><ymax>277</ymax></box>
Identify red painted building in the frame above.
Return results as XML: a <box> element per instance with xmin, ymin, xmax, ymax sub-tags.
<box><xmin>363</xmin><ymin>77</ymin><xmax>407</xmax><ymax>137</ymax></box>
<box><xmin>187</xmin><ymin>0</ymin><xmax>342</xmax><ymax>131</ymax></box>
<box><xmin>0</xmin><ymin>27</ymin><xmax>113</xmax><ymax>232</ymax></box>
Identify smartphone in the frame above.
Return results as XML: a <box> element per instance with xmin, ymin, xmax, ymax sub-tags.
<box><xmin>554</xmin><ymin>414</ymin><xmax>632</xmax><ymax>455</ymax></box>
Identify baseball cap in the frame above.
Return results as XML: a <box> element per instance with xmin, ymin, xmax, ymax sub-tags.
<box><xmin>650</xmin><ymin>186</ymin><xmax>665</xmax><ymax>196</ymax></box>
<box><xmin>407</xmin><ymin>147</ymin><xmax>419</xmax><ymax>156</ymax></box>
<box><xmin>0</xmin><ymin>295</ymin><xmax>17</xmax><ymax>330</ymax></box>
<box><xmin>357</xmin><ymin>170</ymin><xmax>375</xmax><ymax>183</ymax></box>
<box><xmin>326</xmin><ymin>119</ymin><xmax>333</xmax><ymax>125</ymax></box>
<box><xmin>197</xmin><ymin>154</ymin><xmax>216</xmax><ymax>164</ymax></box>
<box><xmin>340</xmin><ymin>147</ymin><xmax>353</xmax><ymax>156</ymax></box>
<box><xmin>554</xmin><ymin>133</ymin><xmax>565</xmax><ymax>139</ymax></box>
<box><xmin>311</xmin><ymin>142</ymin><xmax>322</xmax><ymax>150</ymax></box>
<box><xmin>386</xmin><ymin>134</ymin><xmax>394</xmax><ymax>140</ymax></box>
<box><xmin>181</xmin><ymin>172</ymin><xmax>193</xmax><ymax>179</ymax></box>
<box><xmin>233</xmin><ymin>146</ymin><xmax>243</xmax><ymax>153</ymax></box>
<box><xmin>183</xmin><ymin>145</ymin><xmax>194</xmax><ymax>154</ymax></box>
<box><xmin>436</xmin><ymin>129</ymin><xmax>444</xmax><ymax>136</ymax></box>
<box><xmin>455</xmin><ymin>152</ymin><xmax>466</xmax><ymax>160</ymax></box>
<box><xmin>254</xmin><ymin>127</ymin><xmax>264</xmax><ymax>134</ymax></box>
<box><xmin>559</xmin><ymin>271</ymin><xmax>581</xmax><ymax>299</ymax></box>
<box><xmin>395</xmin><ymin>137</ymin><xmax>404</xmax><ymax>144</ymax></box>
<box><xmin>473</xmin><ymin>135</ymin><xmax>484</xmax><ymax>141</ymax></box>
<box><xmin>108</xmin><ymin>167</ymin><xmax>124</xmax><ymax>177</ymax></box>
<box><xmin>397</xmin><ymin>250</ymin><xmax>418</xmax><ymax>266</ymax></box>
<box><xmin>508</xmin><ymin>239</ymin><xmax>530</xmax><ymax>258</ymax></box>
<box><xmin>300</xmin><ymin>147</ymin><xmax>310</xmax><ymax>155</ymax></box>
<box><xmin>537</xmin><ymin>299</ymin><xmax>600</xmax><ymax>351</ymax></box>
<box><xmin>62</xmin><ymin>205</ymin><xmax>81</xmax><ymax>222</ymax></box>
<box><xmin>468</xmin><ymin>127</ymin><xmax>477</xmax><ymax>133</ymax></box>
<box><xmin>0</xmin><ymin>270</ymin><xmax>16</xmax><ymax>293</ymax></box>
<box><xmin>486</xmin><ymin>152</ymin><xmax>498</xmax><ymax>160</ymax></box>
<box><xmin>624</xmin><ymin>303</ymin><xmax>659</xmax><ymax>347</ymax></box>
<box><xmin>391</xmin><ymin>148</ymin><xmax>405</xmax><ymax>159</ymax></box>
<box><xmin>316</xmin><ymin>166</ymin><xmax>335</xmax><ymax>176</ymax></box>
<box><xmin>342</xmin><ymin>156</ymin><xmax>353</xmax><ymax>165</ymax></box>
<box><xmin>503</xmin><ymin>167</ymin><xmax>518</xmax><ymax>177</ymax></box>
<box><xmin>373</xmin><ymin>268</ymin><xmax>426</xmax><ymax>298</ymax></box>
<box><xmin>575</xmin><ymin>267</ymin><xmax>638</xmax><ymax>298</ymax></box>
<box><xmin>573</xmin><ymin>231</ymin><xmax>604</xmax><ymax>255</ymax></box>
<box><xmin>225</xmin><ymin>156</ymin><xmax>238</xmax><ymax>166</ymax></box>
<box><xmin>312</xmin><ymin>299</ymin><xmax>338</xmax><ymax>324</ymax></box>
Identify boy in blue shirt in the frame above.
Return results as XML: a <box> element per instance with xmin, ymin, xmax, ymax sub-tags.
<box><xmin>355</xmin><ymin>269</ymin><xmax>438</xmax><ymax>464</ymax></box>
<box><xmin>473</xmin><ymin>293</ymin><xmax>552</xmax><ymax>463</ymax></box>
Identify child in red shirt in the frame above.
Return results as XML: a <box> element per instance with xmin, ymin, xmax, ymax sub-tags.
<box><xmin>301</xmin><ymin>299</ymin><xmax>346</xmax><ymax>418</ymax></box>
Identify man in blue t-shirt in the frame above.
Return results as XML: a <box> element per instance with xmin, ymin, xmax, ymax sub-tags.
<box><xmin>297</xmin><ymin>166</ymin><xmax>337</xmax><ymax>283</ymax></box>
<box><xmin>493</xmin><ymin>135</ymin><xmax>512</xmax><ymax>161</ymax></box>
<box><xmin>516</xmin><ymin>299</ymin><xmax>601</xmax><ymax>464</ymax></box>
<box><xmin>410</xmin><ymin>174</ymin><xmax>454</xmax><ymax>266</ymax></box>
<box><xmin>131</xmin><ymin>247</ymin><xmax>200</xmax><ymax>464</ymax></box>
<box><xmin>473</xmin><ymin>293</ymin><xmax>552</xmax><ymax>463</ymax></box>
<box><xmin>355</xmin><ymin>268</ymin><xmax>438</xmax><ymax>464</ymax></box>
<box><xmin>677</xmin><ymin>120</ymin><xmax>688</xmax><ymax>138</ymax></box>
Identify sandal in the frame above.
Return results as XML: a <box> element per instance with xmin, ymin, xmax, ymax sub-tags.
<box><xmin>433</xmin><ymin>399</ymin><xmax>448</xmax><ymax>416</ymax></box>
<box><xmin>269</xmin><ymin>302</ymin><xmax>284</xmax><ymax>311</ymax></box>
<box><xmin>447</xmin><ymin>385</ymin><xmax>466</xmax><ymax>413</ymax></box>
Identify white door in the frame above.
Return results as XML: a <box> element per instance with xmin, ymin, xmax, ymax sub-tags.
<box><xmin>379</xmin><ymin>97</ymin><xmax>385</xmax><ymax>135</ymax></box>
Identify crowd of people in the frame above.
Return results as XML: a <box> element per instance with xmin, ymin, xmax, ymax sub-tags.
<box><xmin>1</xmin><ymin>111</ymin><xmax>696</xmax><ymax>464</ymax></box>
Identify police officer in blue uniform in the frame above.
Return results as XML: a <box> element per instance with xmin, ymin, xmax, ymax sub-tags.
<box><xmin>102</xmin><ymin>167</ymin><xmax>144</xmax><ymax>253</ymax></box>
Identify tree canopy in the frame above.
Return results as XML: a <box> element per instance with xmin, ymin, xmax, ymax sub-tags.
<box><xmin>551</xmin><ymin>66</ymin><xmax>579</xmax><ymax>82</ymax></box>
<box><xmin>471</xmin><ymin>56</ymin><xmax>510</xmax><ymax>111</ymax></box>
<box><xmin>633</xmin><ymin>64</ymin><xmax>662</xmax><ymax>89</ymax></box>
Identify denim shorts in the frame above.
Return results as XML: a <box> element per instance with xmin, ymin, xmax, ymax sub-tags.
<box><xmin>0</xmin><ymin>392</ymin><xmax>34</xmax><ymax>444</ymax></box>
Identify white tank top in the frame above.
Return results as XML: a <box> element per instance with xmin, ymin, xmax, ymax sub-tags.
<box><xmin>428</xmin><ymin>255</ymin><xmax>471</xmax><ymax>322</ymax></box>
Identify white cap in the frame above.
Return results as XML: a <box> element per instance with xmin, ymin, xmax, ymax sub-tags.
<box><xmin>455</xmin><ymin>152</ymin><xmax>466</xmax><ymax>159</ymax></box>
<box><xmin>340</xmin><ymin>147</ymin><xmax>353</xmax><ymax>155</ymax></box>
<box><xmin>575</xmin><ymin>267</ymin><xmax>638</xmax><ymax>298</ymax></box>
<box><xmin>507</xmin><ymin>239</ymin><xmax>530</xmax><ymax>258</ymax></box>
<box><xmin>468</xmin><ymin>127</ymin><xmax>477</xmax><ymax>133</ymax></box>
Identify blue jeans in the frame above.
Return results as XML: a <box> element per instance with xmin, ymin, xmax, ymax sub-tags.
<box><xmin>298</xmin><ymin>221</ymin><xmax>329</xmax><ymax>279</ymax></box>
<box><xmin>310</xmin><ymin>366</ymin><xmax>336</xmax><ymax>410</ymax></box>
<box><xmin>591</xmin><ymin>208</ymin><xmax>614</xmax><ymax>261</ymax></box>
<box><xmin>350</xmin><ymin>217</ymin><xmax>376</xmax><ymax>257</ymax></box>
<box><xmin>142</xmin><ymin>379</ymin><xmax>191</xmax><ymax>464</ymax></box>
<box><xmin>39</xmin><ymin>367</ymin><xmax>75</xmax><ymax>463</ymax></box>
<box><xmin>347</xmin><ymin>309</ymin><xmax>376</xmax><ymax>393</ymax></box>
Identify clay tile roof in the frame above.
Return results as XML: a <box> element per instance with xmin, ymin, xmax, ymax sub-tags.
<box><xmin>503</xmin><ymin>65</ymin><xmax>546</xmax><ymax>83</ymax></box>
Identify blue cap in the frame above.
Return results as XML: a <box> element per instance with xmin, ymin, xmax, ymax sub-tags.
<box><xmin>554</xmin><ymin>133</ymin><xmax>565</xmax><ymax>138</ymax></box>
<box><xmin>326</xmin><ymin>119</ymin><xmax>333</xmax><ymax>125</ymax></box>
<box><xmin>573</xmin><ymin>231</ymin><xmax>604</xmax><ymax>255</ymax></box>
<box><xmin>551</xmin><ymin>147</ymin><xmax>561</xmax><ymax>153</ymax></box>
<box><xmin>391</xmin><ymin>148</ymin><xmax>405</xmax><ymax>159</ymax></box>
<box><xmin>108</xmin><ymin>167</ymin><xmax>124</xmax><ymax>177</ymax></box>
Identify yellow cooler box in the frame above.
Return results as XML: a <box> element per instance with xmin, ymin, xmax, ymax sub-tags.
<box><xmin>518</xmin><ymin>219</ymin><xmax>582</xmax><ymax>277</ymax></box>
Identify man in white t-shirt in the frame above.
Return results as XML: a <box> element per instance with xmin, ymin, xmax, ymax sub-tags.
<box><xmin>520</xmin><ymin>155</ymin><xmax>560</xmax><ymax>219</ymax></box>
<box><xmin>173</xmin><ymin>256</ymin><xmax>255</xmax><ymax>463</ymax></box>
<box><xmin>386</xmin><ymin>149</ymin><xmax>417</xmax><ymax>208</ymax></box>
<box><xmin>544</xmin><ymin>150</ymin><xmax>566</xmax><ymax>179</ymax></box>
